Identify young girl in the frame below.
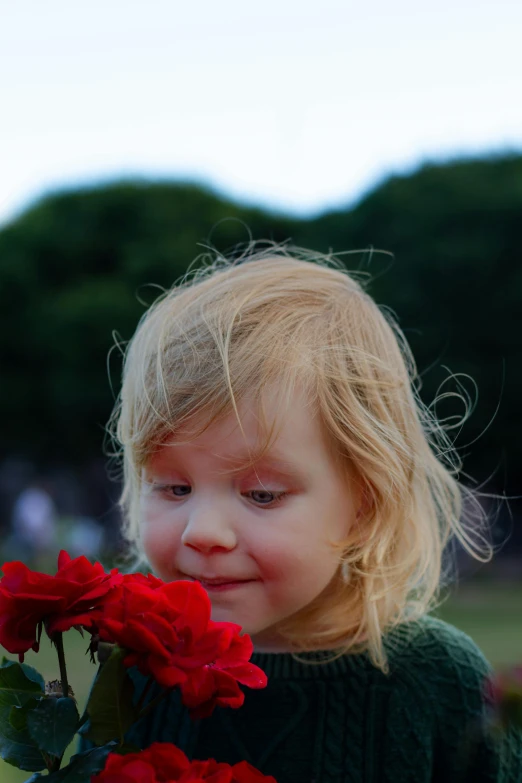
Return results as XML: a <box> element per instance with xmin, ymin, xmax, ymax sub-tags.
<box><xmin>108</xmin><ymin>245</ymin><xmax>521</xmax><ymax>782</ymax></box>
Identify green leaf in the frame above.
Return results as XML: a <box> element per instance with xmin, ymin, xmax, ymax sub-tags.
<box><xmin>24</xmin><ymin>743</ymin><xmax>114</xmax><ymax>782</ymax></box>
<box><xmin>27</xmin><ymin>697</ymin><xmax>80</xmax><ymax>757</ymax></box>
<box><xmin>9</xmin><ymin>701</ymin><xmax>38</xmax><ymax>732</ymax></box>
<box><xmin>0</xmin><ymin>660</ymin><xmax>46</xmax><ymax>770</ymax></box>
<box><xmin>0</xmin><ymin>659</ymin><xmax>45</xmax><ymax>702</ymax></box>
<box><xmin>84</xmin><ymin>647</ymin><xmax>138</xmax><ymax>746</ymax></box>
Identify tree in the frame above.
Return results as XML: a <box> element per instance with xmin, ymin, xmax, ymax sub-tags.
<box><xmin>1</xmin><ymin>155</ymin><xmax>521</xmax><ymax>514</ymax></box>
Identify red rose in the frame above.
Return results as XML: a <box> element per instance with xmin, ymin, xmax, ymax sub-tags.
<box><xmin>180</xmin><ymin>624</ymin><xmax>267</xmax><ymax>718</ymax></box>
<box><xmin>232</xmin><ymin>761</ymin><xmax>278</xmax><ymax>783</ymax></box>
<box><xmin>97</xmin><ymin>579</ymin><xmax>267</xmax><ymax>716</ymax></box>
<box><xmin>91</xmin><ymin>743</ymin><xmax>190</xmax><ymax>782</ymax></box>
<box><xmin>484</xmin><ymin>665</ymin><xmax>522</xmax><ymax>729</ymax></box>
<box><xmin>485</xmin><ymin>666</ymin><xmax>521</xmax><ymax>704</ymax></box>
<box><xmin>91</xmin><ymin>744</ymin><xmax>277</xmax><ymax>783</ymax></box>
<box><xmin>178</xmin><ymin>758</ymin><xmax>233</xmax><ymax>782</ymax></box>
<box><xmin>0</xmin><ymin>550</ymin><xmax>122</xmax><ymax>659</ymax></box>
<box><xmin>121</xmin><ymin>572</ymin><xmax>165</xmax><ymax>590</ymax></box>
<box><xmin>98</xmin><ymin>579</ymin><xmax>218</xmax><ymax>687</ymax></box>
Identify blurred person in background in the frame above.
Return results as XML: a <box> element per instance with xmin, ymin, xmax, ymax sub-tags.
<box><xmin>65</xmin><ymin>515</ymin><xmax>105</xmax><ymax>560</ymax></box>
<box><xmin>8</xmin><ymin>479</ymin><xmax>57</xmax><ymax>568</ymax></box>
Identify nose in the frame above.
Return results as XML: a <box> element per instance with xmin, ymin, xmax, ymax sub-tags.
<box><xmin>181</xmin><ymin>505</ymin><xmax>237</xmax><ymax>554</ymax></box>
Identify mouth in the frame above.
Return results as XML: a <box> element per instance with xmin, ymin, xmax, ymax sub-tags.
<box><xmin>181</xmin><ymin>574</ymin><xmax>256</xmax><ymax>592</ymax></box>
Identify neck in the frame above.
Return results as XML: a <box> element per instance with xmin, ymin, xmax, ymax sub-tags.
<box><xmin>251</xmin><ymin>630</ymin><xmax>353</xmax><ymax>654</ymax></box>
<box><xmin>251</xmin><ymin>629</ymin><xmax>295</xmax><ymax>653</ymax></box>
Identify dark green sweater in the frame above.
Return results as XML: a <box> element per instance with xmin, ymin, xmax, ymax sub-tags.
<box><xmin>97</xmin><ymin>615</ymin><xmax>522</xmax><ymax>782</ymax></box>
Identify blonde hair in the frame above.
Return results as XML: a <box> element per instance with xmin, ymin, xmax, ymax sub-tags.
<box><xmin>108</xmin><ymin>243</ymin><xmax>494</xmax><ymax>672</ymax></box>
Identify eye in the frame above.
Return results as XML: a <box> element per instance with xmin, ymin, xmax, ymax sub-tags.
<box><xmin>157</xmin><ymin>485</ymin><xmax>287</xmax><ymax>507</ymax></box>
<box><xmin>161</xmin><ymin>485</ymin><xmax>191</xmax><ymax>498</ymax></box>
<box><xmin>248</xmin><ymin>490</ymin><xmax>287</xmax><ymax>506</ymax></box>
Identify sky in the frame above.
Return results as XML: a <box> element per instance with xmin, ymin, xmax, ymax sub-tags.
<box><xmin>1</xmin><ymin>0</ymin><xmax>521</xmax><ymax>227</ymax></box>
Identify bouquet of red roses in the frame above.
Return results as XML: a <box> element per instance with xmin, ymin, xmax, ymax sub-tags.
<box><xmin>0</xmin><ymin>551</ymin><xmax>276</xmax><ymax>782</ymax></box>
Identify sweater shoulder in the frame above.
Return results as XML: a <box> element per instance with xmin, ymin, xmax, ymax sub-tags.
<box><xmin>385</xmin><ymin>613</ymin><xmax>492</xmax><ymax>677</ymax></box>
<box><xmin>378</xmin><ymin>617</ymin><xmax>522</xmax><ymax>780</ymax></box>
<box><xmin>382</xmin><ymin>614</ymin><xmax>493</xmax><ymax>714</ymax></box>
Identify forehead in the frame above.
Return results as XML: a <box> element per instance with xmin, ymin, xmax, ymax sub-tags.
<box><xmin>149</xmin><ymin>384</ymin><xmax>326</xmax><ymax>473</ymax></box>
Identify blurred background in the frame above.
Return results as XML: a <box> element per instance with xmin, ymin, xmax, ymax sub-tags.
<box><xmin>1</xmin><ymin>2</ymin><xmax>522</xmax><ymax>776</ymax></box>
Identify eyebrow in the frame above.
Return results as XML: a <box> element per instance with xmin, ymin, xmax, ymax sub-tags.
<box><xmin>243</xmin><ymin>456</ymin><xmax>305</xmax><ymax>478</ymax></box>
<box><xmin>156</xmin><ymin>446</ymin><xmax>305</xmax><ymax>480</ymax></box>
<box><xmin>219</xmin><ymin>450</ymin><xmax>305</xmax><ymax>477</ymax></box>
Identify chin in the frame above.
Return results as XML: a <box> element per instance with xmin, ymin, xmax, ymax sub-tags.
<box><xmin>210</xmin><ymin>607</ymin><xmax>249</xmax><ymax>628</ymax></box>
<box><xmin>212</xmin><ymin>610</ymin><xmax>265</xmax><ymax>638</ymax></box>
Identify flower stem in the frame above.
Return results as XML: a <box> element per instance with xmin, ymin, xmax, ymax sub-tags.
<box><xmin>49</xmin><ymin>753</ymin><xmax>62</xmax><ymax>774</ymax></box>
<box><xmin>76</xmin><ymin>661</ymin><xmax>102</xmax><ymax>730</ymax></box>
<box><xmin>53</xmin><ymin>632</ymin><xmax>70</xmax><ymax>700</ymax></box>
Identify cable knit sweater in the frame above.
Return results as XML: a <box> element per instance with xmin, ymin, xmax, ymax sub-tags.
<box><xmin>104</xmin><ymin>615</ymin><xmax>522</xmax><ymax>782</ymax></box>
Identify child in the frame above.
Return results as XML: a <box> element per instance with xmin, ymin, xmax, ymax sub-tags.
<box><xmin>108</xmin><ymin>245</ymin><xmax>521</xmax><ymax>782</ymax></box>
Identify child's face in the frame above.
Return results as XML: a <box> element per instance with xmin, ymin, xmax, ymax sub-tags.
<box><xmin>140</xmin><ymin>386</ymin><xmax>362</xmax><ymax>651</ymax></box>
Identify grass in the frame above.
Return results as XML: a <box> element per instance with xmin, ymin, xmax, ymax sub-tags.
<box><xmin>434</xmin><ymin>580</ymin><xmax>522</xmax><ymax>666</ymax></box>
<box><xmin>1</xmin><ymin>580</ymin><xmax>521</xmax><ymax>782</ymax></box>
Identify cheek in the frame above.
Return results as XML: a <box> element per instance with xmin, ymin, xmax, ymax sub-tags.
<box><xmin>140</xmin><ymin>526</ymin><xmax>181</xmax><ymax>582</ymax></box>
<box><xmin>139</xmin><ymin>505</ymin><xmax>179</xmax><ymax>569</ymax></box>
<box><xmin>140</xmin><ymin>524</ymin><xmax>162</xmax><ymax>566</ymax></box>
<box><xmin>252</xmin><ymin>531</ymin><xmax>338</xmax><ymax>582</ymax></box>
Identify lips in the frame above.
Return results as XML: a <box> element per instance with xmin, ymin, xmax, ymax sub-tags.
<box><xmin>178</xmin><ymin>573</ymin><xmax>257</xmax><ymax>595</ymax></box>
<box><xmin>182</xmin><ymin>574</ymin><xmax>253</xmax><ymax>586</ymax></box>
